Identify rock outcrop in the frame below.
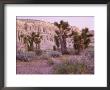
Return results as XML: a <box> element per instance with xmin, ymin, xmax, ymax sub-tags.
<box><xmin>16</xmin><ymin>19</ymin><xmax>93</xmax><ymax>51</ymax></box>
<box><xmin>17</xmin><ymin>19</ymin><xmax>59</xmax><ymax>51</ymax></box>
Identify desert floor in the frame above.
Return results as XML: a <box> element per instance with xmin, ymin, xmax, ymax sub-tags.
<box><xmin>16</xmin><ymin>46</ymin><xmax>94</xmax><ymax>74</ymax></box>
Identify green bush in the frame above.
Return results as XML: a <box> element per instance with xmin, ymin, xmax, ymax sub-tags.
<box><xmin>39</xmin><ymin>54</ymin><xmax>50</xmax><ymax>60</ymax></box>
<box><xmin>16</xmin><ymin>51</ymin><xmax>36</xmax><ymax>61</ymax></box>
<box><xmin>46</xmin><ymin>51</ymin><xmax>62</xmax><ymax>57</ymax></box>
<box><xmin>67</xmin><ymin>48</ymin><xmax>75</xmax><ymax>55</ymax></box>
<box><xmin>35</xmin><ymin>49</ymin><xmax>42</xmax><ymax>55</ymax></box>
<box><xmin>47</xmin><ymin>58</ymin><xmax>54</xmax><ymax>66</ymax></box>
<box><xmin>53</xmin><ymin>63</ymin><xmax>89</xmax><ymax>74</ymax></box>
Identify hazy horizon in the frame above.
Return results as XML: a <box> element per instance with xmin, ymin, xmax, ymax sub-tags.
<box><xmin>17</xmin><ymin>16</ymin><xmax>94</xmax><ymax>30</ymax></box>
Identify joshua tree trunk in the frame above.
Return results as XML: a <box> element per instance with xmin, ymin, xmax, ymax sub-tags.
<box><xmin>35</xmin><ymin>43</ymin><xmax>40</xmax><ymax>50</ymax></box>
<box><xmin>63</xmin><ymin>37</ymin><xmax>67</xmax><ymax>54</ymax></box>
<box><xmin>36</xmin><ymin>44</ymin><xmax>38</xmax><ymax>50</ymax></box>
<box><xmin>60</xmin><ymin>36</ymin><xmax>67</xmax><ymax>54</ymax></box>
<box><xmin>38</xmin><ymin>43</ymin><xmax>40</xmax><ymax>50</ymax></box>
<box><xmin>35</xmin><ymin>43</ymin><xmax>41</xmax><ymax>55</ymax></box>
<box><xmin>28</xmin><ymin>42</ymin><xmax>33</xmax><ymax>51</ymax></box>
<box><xmin>30</xmin><ymin>43</ymin><xmax>33</xmax><ymax>51</ymax></box>
<box><xmin>59</xmin><ymin>27</ymin><xmax>67</xmax><ymax>54</ymax></box>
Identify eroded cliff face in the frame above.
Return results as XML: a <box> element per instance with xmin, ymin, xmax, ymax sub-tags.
<box><xmin>17</xmin><ymin>19</ymin><xmax>94</xmax><ymax>51</ymax></box>
<box><xmin>16</xmin><ymin>19</ymin><xmax>59</xmax><ymax>51</ymax></box>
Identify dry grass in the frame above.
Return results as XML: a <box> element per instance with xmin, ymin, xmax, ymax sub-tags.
<box><xmin>53</xmin><ymin>63</ymin><xmax>89</xmax><ymax>74</ymax></box>
<box><xmin>16</xmin><ymin>46</ymin><xmax>94</xmax><ymax>74</ymax></box>
<box><xmin>16</xmin><ymin>60</ymin><xmax>53</xmax><ymax>74</ymax></box>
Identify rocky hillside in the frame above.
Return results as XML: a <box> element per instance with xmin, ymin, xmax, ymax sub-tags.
<box><xmin>16</xmin><ymin>19</ymin><xmax>59</xmax><ymax>51</ymax></box>
<box><xmin>16</xmin><ymin>19</ymin><xmax>94</xmax><ymax>51</ymax></box>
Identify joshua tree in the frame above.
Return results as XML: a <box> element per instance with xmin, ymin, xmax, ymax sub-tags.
<box><xmin>54</xmin><ymin>34</ymin><xmax>60</xmax><ymax>50</ymax></box>
<box><xmin>81</xmin><ymin>27</ymin><xmax>93</xmax><ymax>49</ymax></box>
<box><xmin>20</xmin><ymin>34</ymin><xmax>34</xmax><ymax>51</ymax></box>
<box><xmin>34</xmin><ymin>32</ymin><xmax>42</xmax><ymax>50</ymax></box>
<box><xmin>17</xmin><ymin>31</ymin><xmax>20</xmax><ymax>41</ymax></box>
<box><xmin>33</xmin><ymin>32</ymin><xmax>42</xmax><ymax>55</ymax></box>
<box><xmin>20</xmin><ymin>32</ymin><xmax>42</xmax><ymax>52</ymax></box>
<box><xmin>54</xmin><ymin>20</ymin><xmax>70</xmax><ymax>54</ymax></box>
<box><xmin>69</xmin><ymin>27</ymin><xmax>93</xmax><ymax>55</ymax></box>
<box><xmin>69</xmin><ymin>31</ymin><xmax>82</xmax><ymax>54</ymax></box>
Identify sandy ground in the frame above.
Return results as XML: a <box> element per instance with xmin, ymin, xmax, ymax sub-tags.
<box><xmin>16</xmin><ymin>60</ymin><xmax>53</xmax><ymax>74</ymax></box>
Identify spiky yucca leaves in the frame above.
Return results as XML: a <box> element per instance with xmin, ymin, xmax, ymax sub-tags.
<box><xmin>81</xmin><ymin>27</ymin><xmax>93</xmax><ymax>49</ymax></box>
<box><xmin>34</xmin><ymin>32</ymin><xmax>42</xmax><ymax>50</ymax></box>
<box><xmin>70</xmin><ymin>31</ymin><xmax>82</xmax><ymax>54</ymax></box>
<box><xmin>20</xmin><ymin>32</ymin><xmax>42</xmax><ymax>52</ymax></box>
<box><xmin>20</xmin><ymin>33</ymin><xmax>34</xmax><ymax>51</ymax></box>
<box><xmin>69</xmin><ymin>27</ymin><xmax>93</xmax><ymax>55</ymax></box>
<box><xmin>19</xmin><ymin>34</ymin><xmax>27</xmax><ymax>50</ymax></box>
<box><xmin>54</xmin><ymin>20</ymin><xmax>70</xmax><ymax>54</ymax></box>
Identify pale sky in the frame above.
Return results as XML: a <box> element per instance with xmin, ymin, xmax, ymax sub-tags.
<box><xmin>17</xmin><ymin>16</ymin><xmax>94</xmax><ymax>30</ymax></box>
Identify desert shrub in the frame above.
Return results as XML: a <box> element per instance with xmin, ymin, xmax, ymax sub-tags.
<box><xmin>53</xmin><ymin>45</ymin><xmax>57</xmax><ymax>51</ymax></box>
<box><xmin>47</xmin><ymin>58</ymin><xmax>54</xmax><ymax>66</ymax></box>
<box><xmin>46</xmin><ymin>51</ymin><xmax>62</xmax><ymax>57</ymax></box>
<box><xmin>35</xmin><ymin>49</ymin><xmax>42</xmax><ymax>55</ymax></box>
<box><xmin>63</xmin><ymin>58</ymin><xmax>72</xmax><ymax>65</ymax></box>
<box><xmin>60</xmin><ymin>55</ymin><xmax>80</xmax><ymax>65</ymax></box>
<box><xmin>87</xmin><ymin>65</ymin><xmax>94</xmax><ymax>74</ymax></box>
<box><xmin>53</xmin><ymin>63</ymin><xmax>89</xmax><ymax>74</ymax></box>
<box><xmin>83</xmin><ymin>47</ymin><xmax>94</xmax><ymax>61</ymax></box>
<box><xmin>16</xmin><ymin>51</ymin><xmax>36</xmax><ymax>61</ymax></box>
<box><xmin>54</xmin><ymin>46</ymin><xmax>94</xmax><ymax>74</ymax></box>
<box><xmin>53</xmin><ymin>64</ymin><xmax>67</xmax><ymax>74</ymax></box>
<box><xmin>60</xmin><ymin>56</ymin><xmax>72</xmax><ymax>64</ymax></box>
<box><xmin>67</xmin><ymin>48</ymin><xmax>75</xmax><ymax>55</ymax></box>
<box><xmin>39</xmin><ymin>54</ymin><xmax>50</xmax><ymax>60</ymax></box>
<box><xmin>88</xmin><ymin>50</ymin><xmax>94</xmax><ymax>59</ymax></box>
